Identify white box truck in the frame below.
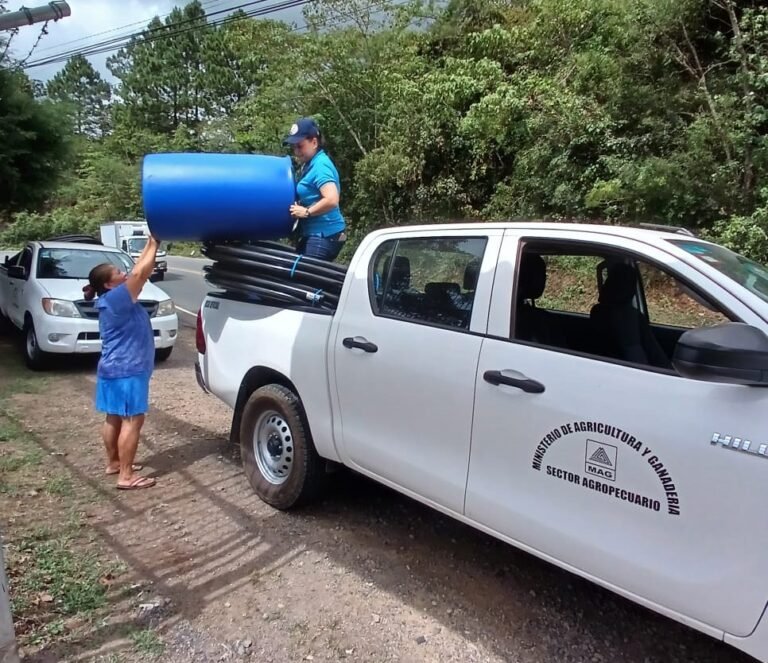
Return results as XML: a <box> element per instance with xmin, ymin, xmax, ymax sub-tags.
<box><xmin>99</xmin><ymin>221</ymin><xmax>168</xmax><ymax>280</ymax></box>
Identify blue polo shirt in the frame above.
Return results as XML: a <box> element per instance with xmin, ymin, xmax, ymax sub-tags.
<box><xmin>96</xmin><ymin>283</ymin><xmax>155</xmax><ymax>379</ymax></box>
<box><xmin>295</xmin><ymin>149</ymin><xmax>346</xmax><ymax>238</ymax></box>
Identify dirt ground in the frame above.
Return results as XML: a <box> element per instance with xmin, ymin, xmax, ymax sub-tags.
<box><xmin>0</xmin><ymin>328</ymin><xmax>757</xmax><ymax>663</ymax></box>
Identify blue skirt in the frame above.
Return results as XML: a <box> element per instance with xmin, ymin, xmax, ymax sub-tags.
<box><xmin>95</xmin><ymin>372</ymin><xmax>151</xmax><ymax>417</ymax></box>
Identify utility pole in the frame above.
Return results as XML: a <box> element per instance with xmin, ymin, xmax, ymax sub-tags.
<box><xmin>0</xmin><ymin>1</ymin><xmax>71</xmax><ymax>31</ymax></box>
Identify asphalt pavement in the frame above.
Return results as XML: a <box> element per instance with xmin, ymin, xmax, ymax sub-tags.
<box><xmin>159</xmin><ymin>255</ymin><xmax>212</xmax><ymax>326</ymax></box>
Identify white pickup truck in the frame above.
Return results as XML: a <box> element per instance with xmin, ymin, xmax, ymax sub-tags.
<box><xmin>0</xmin><ymin>239</ymin><xmax>178</xmax><ymax>369</ymax></box>
<box><xmin>197</xmin><ymin>222</ymin><xmax>768</xmax><ymax>662</ymax></box>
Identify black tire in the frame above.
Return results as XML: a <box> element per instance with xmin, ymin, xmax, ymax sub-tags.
<box><xmin>23</xmin><ymin>319</ymin><xmax>49</xmax><ymax>371</ymax></box>
<box><xmin>239</xmin><ymin>384</ymin><xmax>326</xmax><ymax>510</ymax></box>
<box><xmin>155</xmin><ymin>346</ymin><xmax>173</xmax><ymax>362</ymax></box>
<box><xmin>155</xmin><ymin>272</ymin><xmax>165</xmax><ymax>281</ymax></box>
<box><xmin>0</xmin><ymin>311</ymin><xmax>12</xmax><ymax>335</ymax></box>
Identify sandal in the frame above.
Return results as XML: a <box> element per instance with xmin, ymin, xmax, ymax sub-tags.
<box><xmin>106</xmin><ymin>463</ymin><xmax>143</xmax><ymax>475</ymax></box>
<box><xmin>116</xmin><ymin>476</ymin><xmax>156</xmax><ymax>490</ymax></box>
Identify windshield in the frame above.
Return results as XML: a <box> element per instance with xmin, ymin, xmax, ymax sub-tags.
<box><xmin>127</xmin><ymin>237</ymin><xmax>148</xmax><ymax>253</ymax></box>
<box><xmin>37</xmin><ymin>248</ymin><xmax>133</xmax><ymax>279</ymax></box>
<box><xmin>668</xmin><ymin>239</ymin><xmax>768</xmax><ymax>305</ymax></box>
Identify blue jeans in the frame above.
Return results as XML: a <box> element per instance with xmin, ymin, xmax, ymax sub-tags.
<box><xmin>296</xmin><ymin>233</ymin><xmax>345</xmax><ymax>261</ymax></box>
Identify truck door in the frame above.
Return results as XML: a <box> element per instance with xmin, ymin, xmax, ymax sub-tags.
<box><xmin>331</xmin><ymin>230</ymin><xmax>501</xmax><ymax>514</ymax></box>
<box><xmin>465</xmin><ymin>230</ymin><xmax>768</xmax><ymax>638</ymax></box>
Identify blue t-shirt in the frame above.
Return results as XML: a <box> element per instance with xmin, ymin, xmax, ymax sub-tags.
<box><xmin>295</xmin><ymin>150</ymin><xmax>346</xmax><ymax>238</ymax></box>
<box><xmin>96</xmin><ymin>283</ymin><xmax>154</xmax><ymax>379</ymax></box>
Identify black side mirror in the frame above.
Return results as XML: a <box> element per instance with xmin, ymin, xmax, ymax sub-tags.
<box><xmin>8</xmin><ymin>265</ymin><xmax>26</xmax><ymax>280</ymax></box>
<box><xmin>673</xmin><ymin>322</ymin><xmax>768</xmax><ymax>386</ymax></box>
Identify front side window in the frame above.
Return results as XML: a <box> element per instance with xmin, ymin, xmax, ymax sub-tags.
<box><xmin>512</xmin><ymin>243</ymin><xmax>734</xmax><ymax>371</ymax></box>
<box><xmin>37</xmin><ymin>249</ymin><xmax>133</xmax><ymax>280</ymax></box>
<box><xmin>370</xmin><ymin>237</ymin><xmax>487</xmax><ymax>330</ymax></box>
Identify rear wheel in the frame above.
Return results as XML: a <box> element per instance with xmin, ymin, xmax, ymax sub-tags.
<box><xmin>239</xmin><ymin>384</ymin><xmax>326</xmax><ymax>510</ymax></box>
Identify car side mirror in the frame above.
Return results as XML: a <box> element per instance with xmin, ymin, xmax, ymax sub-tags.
<box><xmin>673</xmin><ymin>322</ymin><xmax>768</xmax><ymax>386</ymax></box>
<box><xmin>8</xmin><ymin>265</ymin><xmax>26</xmax><ymax>280</ymax></box>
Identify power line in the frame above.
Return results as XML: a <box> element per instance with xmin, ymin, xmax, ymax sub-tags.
<box><xmin>31</xmin><ymin>0</ymin><xmax>228</xmax><ymax>55</ymax></box>
<box><xmin>17</xmin><ymin>20</ymin><xmax>50</xmax><ymax>67</ymax></box>
<box><xmin>24</xmin><ymin>0</ymin><xmax>306</xmax><ymax>68</ymax></box>
<box><xmin>23</xmin><ymin>0</ymin><xmax>415</xmax><ymax>71</ymax></box>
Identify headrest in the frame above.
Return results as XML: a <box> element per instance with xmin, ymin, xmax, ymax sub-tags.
<box><xmin>463</xmin><ymin>260</ymin><xmax>480</xmax><ymax>291</ymax></box>
<box><xmin>518</xmin><ymin>253</ymin><xmax>546</xmax><ymax>301</ymax></box>
<box><xmin>383</xmin><ymin>255</ymin><xmax>410</xmax><ymax>289</ymax></box>
<box><xmin>425</xmin><ymin>282</ymin><xmax>460</xmax><ymax>299</ymax></box>
<box><xmin>599</xmin><ymin>262</ymin><xmax>637</xmax><ymax>306</ymax></box>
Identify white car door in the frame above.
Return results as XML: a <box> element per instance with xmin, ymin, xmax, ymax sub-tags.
<box><xmin>465</xmin><ymin>229</ymin><xmax>768</xmax><ymax>639</ymax></box>
<box><xmin>331</xmin><ymin>230</ymin><xmax>501</xmax><ymax>514</ymax></box>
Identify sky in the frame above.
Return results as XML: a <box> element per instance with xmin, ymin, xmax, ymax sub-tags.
<box><xmin>8</xmin><ymin>0</ymin><xmax>306</xmax><ymax>82</ymax></box>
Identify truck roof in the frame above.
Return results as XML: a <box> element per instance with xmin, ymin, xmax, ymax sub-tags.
<box><xmin>368</xmin><ymin>221</ymin><xmax>705</xmax><ymax>244</ymax></box>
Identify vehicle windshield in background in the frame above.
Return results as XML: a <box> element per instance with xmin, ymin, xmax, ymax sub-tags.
<box><xmin>127</xmin><ymin>237</ymin><xmax>148</xmax><ymax>253</ymax></box>
<box><xmin>669</xmin><ymin>239</ymin><xmax>768</xmax><ymax>305</ymax></box>
<box><xmin>37</xmin><ymin>248</ymin><xmax>133</xmax><ymax>279</ymax></box>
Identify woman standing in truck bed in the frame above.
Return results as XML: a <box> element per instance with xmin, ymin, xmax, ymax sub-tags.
<box><xmin>284</xmin><ymin>117</ymin><xmax>347</xmax><ymax>262</ymax></box>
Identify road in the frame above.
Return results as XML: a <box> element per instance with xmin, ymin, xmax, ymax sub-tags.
<box><xmin>160</xmin><ymin>255</ymin><xmax>211</xmax><ymax>326</ymax></box>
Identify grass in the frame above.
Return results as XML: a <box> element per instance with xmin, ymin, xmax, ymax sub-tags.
<box><xmin>0</xmin><ymin>449</ymin><xmax>43</xmax><ymax>473</ymax></box>
<box><xmin>167</xmin><ymin>240</ymin><xmax>203</xmax><ymax>257</ymax></box>
<box><xmin>8</xmin><ymin>521</ymin><xmax>121</xmax><ymax>645</ymax></box>
<box><xmin>0</xmin><ymin>339</ymin><xmax>127</xmax><ymax>651</ymax></box>
<box><xmin>0</xmin><ymin>389</ymin><xmax>45</xmax><ymax>495</ymax></box>
<box><xmin>44</xmin><ymin>475</ymin><xmax>74</xmax><ymax>497</ymax></box>
<box><xmin>130</xmin><ymin>628</ymin><xmax>165</xmax><ymax>657</ymax></box>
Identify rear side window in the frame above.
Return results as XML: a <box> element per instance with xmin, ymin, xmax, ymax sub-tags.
<box><xmin>369</xmin><ymin>237</ymin><xmax>486</xmax><ymax>331</ymax></box>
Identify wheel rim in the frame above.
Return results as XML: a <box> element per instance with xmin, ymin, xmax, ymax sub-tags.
<box><xmin>253</xmin><ymin>410</ymin><xmax>294</xmax><ymax>485</ymax></box>
<box><xmin>26</xmin><ymin>326</ymin><xmax>37</xmax><ymax>358</ymax></box>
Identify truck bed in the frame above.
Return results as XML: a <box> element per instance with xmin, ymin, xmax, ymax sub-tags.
<box><xmin>200</xmin><ymin>293</ymin><xmax>342</xmax><ymax>462</ymax></box>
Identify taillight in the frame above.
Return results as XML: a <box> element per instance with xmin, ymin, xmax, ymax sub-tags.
<box><xmin>195</xmin><ymin>308</ymin><xmax>206</xmax><ymax>354</ymax></box>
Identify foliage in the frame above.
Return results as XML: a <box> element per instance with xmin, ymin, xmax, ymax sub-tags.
<box><xmin>3</xmin><ymin>0</ymin><xmax>768</xmax><ymax>264</ymax></box>
<box><xmin>0</xmin><ymin>68</ymin><xmax>70</xmax><ymax>218</ymax></box>
<box><xmin>46</xmin><ymin>55</ymin><xmax>112</xmax><ymax>136</ymax></box>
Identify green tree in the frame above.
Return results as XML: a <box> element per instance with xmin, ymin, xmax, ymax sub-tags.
<box><xmin>46</xmin><ymin>54</ymin><xmax>112</xmax><ymax>136</ymax></box>
<box><xmin>0</xmin><ymin>68</ymin><xmax>70</xmax><ymax>217</ymax></box>
<box><xmin>108</xmin><ymin>0</ymin><xmax>212</xmax><ymax>137</ymax></box>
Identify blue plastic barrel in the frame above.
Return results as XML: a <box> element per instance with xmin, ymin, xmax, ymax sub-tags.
<box><xmin>141</xmin><ymin>153</ymin><xmax>296</xmax><ymax>242</ymax></box>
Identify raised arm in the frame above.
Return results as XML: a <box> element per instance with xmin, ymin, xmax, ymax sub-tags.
<box><xmin>125</xmin><ymin>236</ymin><xmax>159</xmax><ymax>301</ymax></box>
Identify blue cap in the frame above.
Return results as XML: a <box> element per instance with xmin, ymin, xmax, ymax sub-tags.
<box><xmin>283</xmin><ymin>117</ymin><xmax>320</xmax><ymax>145</ymax></box>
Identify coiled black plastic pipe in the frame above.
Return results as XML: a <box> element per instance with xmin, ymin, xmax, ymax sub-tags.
<box><xmin>201</xmin><ymin>240</ymin><xmax>348</xmax><ymax>311</ymax></box>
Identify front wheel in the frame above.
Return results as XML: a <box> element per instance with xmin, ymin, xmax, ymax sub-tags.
<box><xmin>239</xmin><ymin>384</ymin><xmax>326</xmax><ymax>510</ymax></box>
<box><xmin>0</xmin><ymin>311</ymin><xmax>12</xmax><ymax>335</ymax></box>
<box><xmin>24</xmin><ymin>320</ymin><xmax>50</xmax><ymax>371</ymax></box>
<box><xmin>155</xmin><ymin>346</ymin><xmax>173</xmax><ymax>362</ymax></box>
